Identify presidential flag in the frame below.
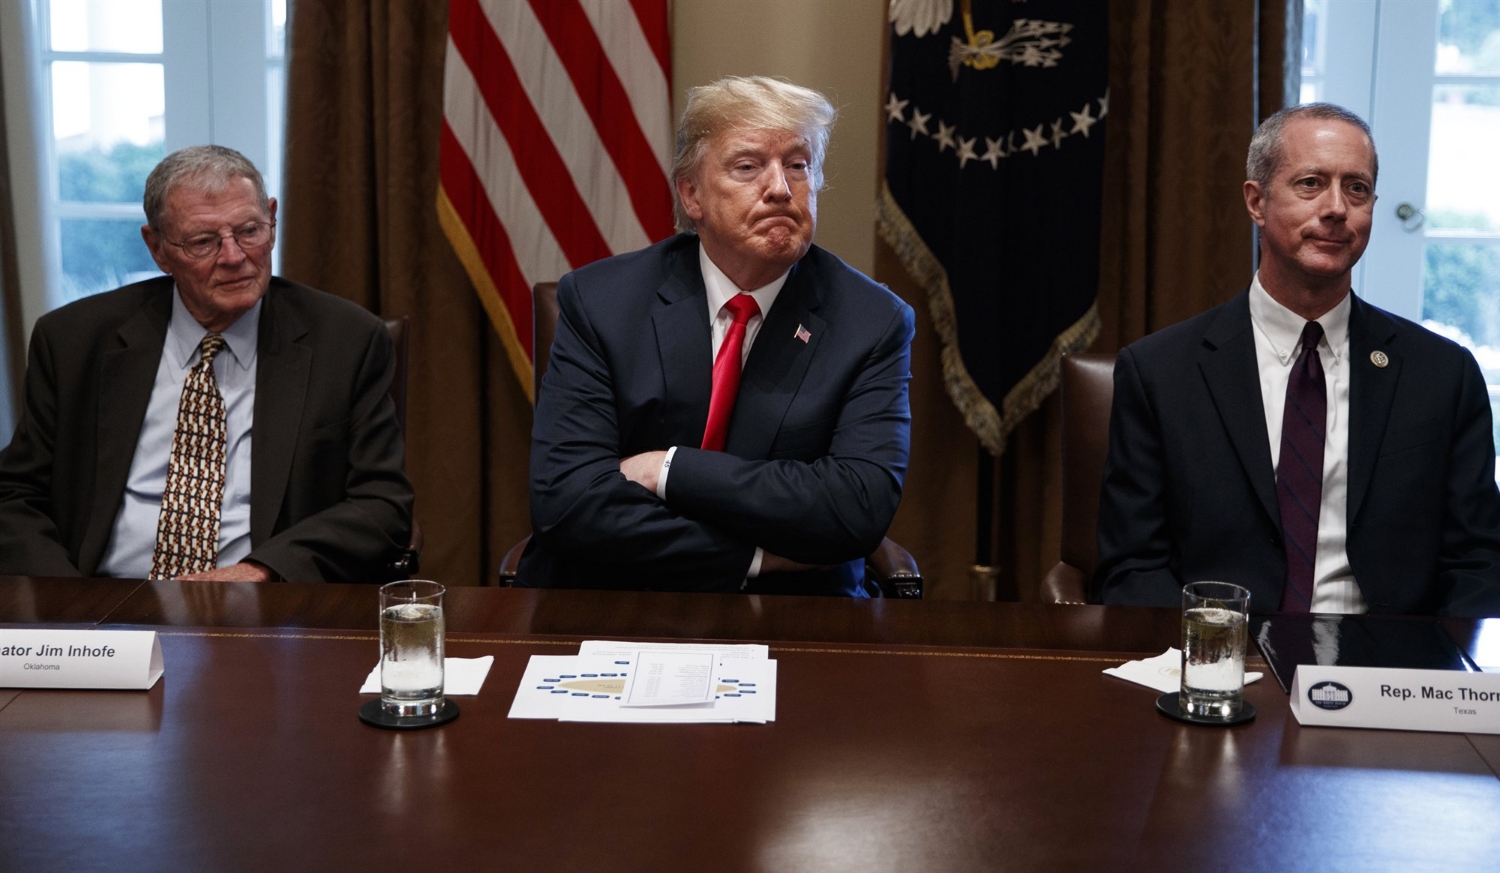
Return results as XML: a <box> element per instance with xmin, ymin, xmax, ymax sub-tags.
<box><xmin>438</xmin><ymin>0</ymin><xmax>675</xmax><ymax>399</ymax></box>
<box><xmin>879</xmin><ymin>0</ymin><xmax>1108</xmax><ymax>455</ymax></box>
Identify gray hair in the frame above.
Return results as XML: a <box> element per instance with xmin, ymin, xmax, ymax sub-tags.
<box><xmin>1246</xmin><ymin>102</ymin><xmax>1378</xmax><ymax>190</ymax></box>
<box><xmin>143</xmin><ymin>145</ymin><xmax>269</xmax><ymax>230</ymax></box>
<box><xmin>671</xmin><ymin>76</ymin><xmax>838</xmax><ymax>232</ymax></box>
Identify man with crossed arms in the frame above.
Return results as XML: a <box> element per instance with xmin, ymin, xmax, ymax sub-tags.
<box><xmin>1096</xmin><ymin>103</ymin><xmax>1500</xmax><ymax>617</ymax></box>
<box><xmin>518</xmin><ymin>76</ymin><xmax>915</xmax><ymax>596</ymax></box>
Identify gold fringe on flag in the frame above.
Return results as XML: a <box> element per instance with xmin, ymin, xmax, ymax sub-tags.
<box><xmin>876</xmin><ymin>183</ymin><xmax>1099</xmax><ymax>456</ymax></box>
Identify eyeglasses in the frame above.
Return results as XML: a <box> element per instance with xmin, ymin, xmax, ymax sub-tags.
<box><xmin>166</xmin><ymin>221</ymin><xmax>276</xmax><ymax>260</ymax></box>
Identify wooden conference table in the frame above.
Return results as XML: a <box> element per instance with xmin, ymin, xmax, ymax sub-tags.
<box><xmin>2</xmin><ymin>576</ymin><xmax>1499</xmax><ymax>872</ymax></box>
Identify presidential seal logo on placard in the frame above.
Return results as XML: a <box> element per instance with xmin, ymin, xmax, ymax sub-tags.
<box><xmin>1308</xmin><ymin>680</ymin><xmax>1354</xmax><ymax>711</ymax></box>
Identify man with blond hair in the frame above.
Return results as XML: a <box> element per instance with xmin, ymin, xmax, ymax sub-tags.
<box><xmin>519</xmin><ymin>76</ymin><xmax>914</xmax><ymax>596</ymax></box>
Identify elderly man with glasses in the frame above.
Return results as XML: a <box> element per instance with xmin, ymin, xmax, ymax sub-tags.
<box><xmin>0</xmin><ymin>145</ymin><xmax>413</xmax><ymax>583</ymax></box>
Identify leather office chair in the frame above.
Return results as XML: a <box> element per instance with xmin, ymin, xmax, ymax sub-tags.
<box><xmin>495</xmin><ymin>283</ymin><xmax>923</xmax><ymax>597</ymax></box>
<box><xmin>1040</xmin><ymin>352</ymin><xmax>1115</xmax><ymax>605</ymax></box>
<box><xmin>383</xmin><ymin>316</ymin><xmax>422</xmax><ymax>577</ymax></box>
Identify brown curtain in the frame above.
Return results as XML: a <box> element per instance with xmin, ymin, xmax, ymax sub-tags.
<box><xmin>881</xmin><ymin>0</ymin><xmax>1299</xmax><ymax>601</ymax></box>
<box><xmin>280</xmin><ymin>0</ymin><xmax>532</xmax><ymax>586</ymax></box>
<box><xmin>0</xmin><ymin>25</ymin><xmax>25</xmax><ymax>432</ymax></box>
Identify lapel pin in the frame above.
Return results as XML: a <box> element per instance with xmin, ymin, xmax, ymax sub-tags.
<box><xmin>794</xmin><ymin>324</ymin><xmax>811</xmax><ymax>344</ymax></box>
<box><xmin>1370</xmin><ymin>350</ymin><xmax>1389</xmax><ymax>368</ymax></box>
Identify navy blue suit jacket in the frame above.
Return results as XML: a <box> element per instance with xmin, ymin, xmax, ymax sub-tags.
<box><xmin>516</xmin><ymin>235</ymin><xmax>914</xmax><ymax>596</ymax></box>
<box><xmin>1095</xmin><ymin>290</ymin><xmax>1500</xmax><ymax>617</ymax></box>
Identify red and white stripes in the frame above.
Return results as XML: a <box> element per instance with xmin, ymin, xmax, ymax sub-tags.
<box><xmin>439</xmin><ymin>0</ymin><xmax>673</xmax><ymax>397</ymax></box>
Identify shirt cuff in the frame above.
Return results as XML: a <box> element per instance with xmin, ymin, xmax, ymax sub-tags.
<box><xmin>747</xmin><ymin>547</ymin><xmax>763</xmax><ymax>579</ymax></box>
<box><xmin>655</xmin><ymin>446</ymin><xmax>677</xmax><ymax>500</ymax></box>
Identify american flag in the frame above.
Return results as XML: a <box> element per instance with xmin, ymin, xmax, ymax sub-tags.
<box><xmin>438</xmin><ymin>0</ymin><xmax>675</xmax><ymax>399</ymax></box>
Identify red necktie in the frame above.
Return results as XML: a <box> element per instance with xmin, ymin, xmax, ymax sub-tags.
<box><xmin>701</xmin><ymin>294</ymin><xmax>761</xmax><ymax>452</ymax></box>
<box><xmin>1276</xmin><ymin>321</ymin><xmax>1326</xmax><ymax>612</ymax></box>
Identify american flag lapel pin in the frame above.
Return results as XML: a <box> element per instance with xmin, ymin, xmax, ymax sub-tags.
<box><xmin>794</xmin><ymin>324</ymin><xmax>811</xmax><ymax>344</ymax></box>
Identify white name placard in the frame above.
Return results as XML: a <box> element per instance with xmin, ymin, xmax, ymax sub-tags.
<box><xmin>1290</xmin><ymin>665</ymin><xmax>1500</xmax><ymax>734</ymax></box>
<box><xmin>0</xmin><ymin>629</ymin><xmax>163</xmax><ymax>690</ymax></box>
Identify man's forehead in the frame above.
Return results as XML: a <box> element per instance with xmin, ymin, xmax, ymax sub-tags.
<box><xmin>714</xmin><ymin>128</ymin><xmax>811</xmax><ymax>154</ymax></box>
<box><xmin>1279</xmin><ymin>119</ymin><xmax>1375</xmax><ymax>176</ymax></box>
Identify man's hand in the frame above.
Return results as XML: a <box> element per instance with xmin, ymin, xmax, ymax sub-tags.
<box><xmin>620</xmin><ymin>451</ymin><xmax>669</xmax><ymax>493</ymax></box>
<box><xmin>759</xmin><ymin>552</ymin><xmax>833</xmax><ymax>574</ymax></box>
<box><xmin>176</xmin><ymin>561</ymin><xmax>277</xmax><ymax>583</ymax></box>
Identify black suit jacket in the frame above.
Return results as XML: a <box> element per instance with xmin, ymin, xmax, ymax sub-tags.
<box><xmin>0</xmin><ymin>276</ymin><xmax>413</xmax><ymax>582</ymax></box>
<box><xmin>1095</xmin><ymin>290</ymin><xmax>1500</xmax><ymax>617</ymax></box>
<box><xmin>516</xmin><ymin>235</ymin><xmax>914</xmax><ymax>596</ymax></box>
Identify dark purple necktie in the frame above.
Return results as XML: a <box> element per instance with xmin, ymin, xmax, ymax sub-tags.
<box><xmin>1276</xmin><ymin>321</ymin><xmax>1326</xmax><ymax>612</ymax></box>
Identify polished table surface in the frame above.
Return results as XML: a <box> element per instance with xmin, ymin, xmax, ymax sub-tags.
<box><xmin>2</xmin><ymin>577</ymin><xmax>1500</xmax><ymax>871</ymax></box>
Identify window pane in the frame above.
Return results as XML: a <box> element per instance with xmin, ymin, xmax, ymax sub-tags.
<box><xmin>1437</xmin><ymin>0</ymin><xmax>1500</xmax><ymax>74</ymax></box>
<box><xmin>59</xmin><ymin>218</ymin><xmax>161</xmax><ymax>303</ymax></box>
<box><xmin>49</xmin><ymin>0</ymin><xmax>163</xmax><ymax>53</ymax></box>
<box><xmin>1421</xmin><ymin>243</ymin><xmax>1500</xmax><ymax>466</ymax></box>
<box><xmin>1427</xmin><ymin>85</ymin><xmax>1500</xmax><ymax>231</ymax></box>
<box><xmin>1302</xmin><ymin>0</ymin><xmax>1324</xmax><ymax>78</ymax></box>
<box><xmin>270</xmin><ymin>0</ymin><xmax>288</xmax><ymax>59</ymax></box>
<box><xmin>51</xmin><ymin>61</ymin><xmax>164</xmax><ymax>202</ymax></box>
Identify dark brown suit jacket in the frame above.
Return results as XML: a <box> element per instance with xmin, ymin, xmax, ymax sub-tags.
<box><xmin>0</xmin><ymin>276</ymin><xmax>413</xmax><ymax>582</ymax></box>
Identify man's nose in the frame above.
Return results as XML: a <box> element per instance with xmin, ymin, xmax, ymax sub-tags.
<box><xmin>216</xmin><ymin>234</ymin><xmax>250</xmax><ymax>263</ymax></box>
<box><xmin>764</xmin><ymin>162</ymin><xmax>792</xmax><ymax>201</ymax></box>
<box><xmin>1322</xmin><ymin>185</ymin><xmax>1349</xmax><ymax>220</ymax></box>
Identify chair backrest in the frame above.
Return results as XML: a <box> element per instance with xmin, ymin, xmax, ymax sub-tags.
<box><xmin>1059</xmin><ymin>352</ymin><xmax>1116</xmax><ymax>578</ymax></box>
<box><xmin>532</xmin><ymin>282</ymin><xmax>560</xmax><ymax>403</ymax></box>
<box><xmin>383</xmin><ymin>316</ymin><xmax>410</xmax><ymax>432</ymax></box>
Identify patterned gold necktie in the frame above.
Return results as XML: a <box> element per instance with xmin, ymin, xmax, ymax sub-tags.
<box><xmin>150</xmin><ymin>334</ymin><xmax>228</xmax><ymax>579</ymax></box>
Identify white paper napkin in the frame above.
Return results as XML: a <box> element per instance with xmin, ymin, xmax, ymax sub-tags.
<box><xmin>1104</xmin><ymin>648</ymin><xmax>1263</xmax><ymax>694</ymax></box>
<box><xmin>359</xmin><ymin>656</ymin><xmax>494</xmax><ymax>695</ymax></box>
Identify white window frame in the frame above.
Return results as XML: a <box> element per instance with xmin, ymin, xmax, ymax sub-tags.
<box><xmin>1</xmin><ymin>0</ymin><xmax>286</xmax><ymax>338</ymax></box>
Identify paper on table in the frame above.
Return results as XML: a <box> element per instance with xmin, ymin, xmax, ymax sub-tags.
<box><xmin>359</xmin><ymin>656</ymin><xmax>494</xmax><ymax>695</ymax></box>
<box><xmin>564</xmin><ymin>660</ymin><xmax>777</xmax><ymax>724</ymax></box>
<box><xmin>578</xmin><ymin>640</ymin><xmax>768</xmax><ymax>660</ymax></box>
<box><xmin>1104</xmin><ymin>648</ymin><xmax>1264</xmax><ymax>694</ymax></box>
<box><xmin>620</xmin><ymin>650</ymin><xmax>720</xmax><ymax>706</ymax></box>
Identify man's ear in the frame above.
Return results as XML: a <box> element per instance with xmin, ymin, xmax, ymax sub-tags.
<box><xmin>141</xmin><ymin>224</ymin><xmax>173</xmax><ymax>275</ymax></box>
<box><xmin>675</xmin><ymin>175</ymin><xmax>703</xmax><ymax>223</ymax></box>
<box><xmin>1243</xmin><ymin>180</ymin><xmax>1267</xmax><ymax>228</ymax></box>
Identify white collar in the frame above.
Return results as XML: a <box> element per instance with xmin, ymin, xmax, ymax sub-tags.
<box><xmin>1249</xmin><ymin>272</ymin><xmax>1350</xmax><ymax>363</ymax></box>
<box><xmin>698</xmin><ymin>243</ymin><xmax>789</xmax><ymax>319</ymax></box>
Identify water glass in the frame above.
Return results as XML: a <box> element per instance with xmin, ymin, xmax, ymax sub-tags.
<box><xmin>1180</xmin><ymin>581</ymin><xmax>1250</xmax><ymax>718</ymax></box>
<box><xmin>379</xmin><ymin>580</ymin><xmax>445</xmax><ymax>717</ymax></box>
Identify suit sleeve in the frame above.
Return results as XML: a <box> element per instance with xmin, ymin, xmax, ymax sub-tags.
<box><xmin>1094</xmin><ymin>346</ymin><xmax>1185</xmax><ymax>606</ymax></box>
<box><xmin>662</xmin><ymin>304</ymin><xmax>914</xmax><ymax>565</ymax></box>
<box><xmin>1435</xmin><ymin>349</ymin><xmax>1500</xmax><ymax>617</ymax></box>
<box><xmin>0</xmin><ymin>321</ymin><xmax>85</xmax><ymax>576</ymax></box>
<box><xmin>528</xmin><ymin>273</ymin><xmax>758</xmax><ymax>587</ymax></box>
<box><xmin>245</xmin><ymin>324</ymin><xmax>413</xmax><ymax>582</ymax></box>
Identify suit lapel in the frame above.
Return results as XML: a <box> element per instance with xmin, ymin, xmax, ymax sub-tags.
<box><xmin>79</xmin><ymin>287</ymin><xmax>171</xmax><ymax>572</ymax></box>
<box><xmin>652</xmin><ymin>245</ymin><xmax>714</xmax><ymax>446</ymax></box>
<box><xmin>1198</xmin><ymin>293</ymin><xmax>1280</xmax><ymax>527</ymax></box>
<box><xmin>250</xmin><ymin>285</ymin><xmax>311</xmax><ymax>543</ymax></box>
<box><xmin>1346</xmin><ymin>295</ymin><xmax>1400</xmax><ymax>524</ymax></box>
<box><xmin>726</xmin><ymin>259</ymin><xmax>823</xmax><ymax>459</ymax></box>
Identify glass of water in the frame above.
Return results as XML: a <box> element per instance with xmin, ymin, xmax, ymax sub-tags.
<box><xmin>1180</xmin><ymin>581</ymin><xmax>1250</xmax><ymax>719</ymax></box>
<box><xmin>379</xmin><ymin>580</ymin><xmax>445</xmax><ymax>717</ymax></box>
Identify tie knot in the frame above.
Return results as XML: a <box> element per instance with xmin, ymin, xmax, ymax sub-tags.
<box><xmin>1298</xmin><ymin>321</ymin><xmax>1324</xmax><ymax>352</ymax></box>
<box><xmin>723</xmin><ymin>294</ymin><xmax>760</xmax><ymax>325</ymax></box>
<box><xmin>199</xmin><ymin>334</ymin><xmax>226</xmax><ymax>365</ymax></box>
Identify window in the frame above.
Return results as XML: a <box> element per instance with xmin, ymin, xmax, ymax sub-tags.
<box><xmin>1306</xmin><ymin>0</ymin><xmax>1500</xmax><ymax>477</ymax></box>
<box><xmin>24</xmin><ymin>0</ymin><xmax>288</xmax><ymax>311</ymax></box>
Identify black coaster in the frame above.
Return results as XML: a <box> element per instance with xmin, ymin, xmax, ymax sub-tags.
<box><xmin>1155</xmin><ymin>692</ymin><xmax>1256</xmax><ymax>727</ymax></box>
<box><xmin>359</xmin><ymin>698</ymin><xmax>460</xmax><ymax>730</ymax></box>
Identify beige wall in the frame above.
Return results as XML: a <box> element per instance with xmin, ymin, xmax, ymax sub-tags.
<box><xmin>672</xmin><ymin>0</ymin><xmax>887</xmax><ymax>275</ymax></box>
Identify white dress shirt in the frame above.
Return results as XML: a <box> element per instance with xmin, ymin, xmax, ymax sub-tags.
<box><xmin>655</xmin><ymin>243</ymin><xmax>790</xmax><ymax>579</ymax></box>
<box><xmin>97</xmin><ymin>289</ymin><xmax>260</xmax><ymax>578</ymax></box>
<box><xmin>1249</xmin><ymin>275</ymin><xmax>1365</xmax><ymax>613</ymax></box>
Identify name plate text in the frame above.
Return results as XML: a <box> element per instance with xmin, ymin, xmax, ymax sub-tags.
<box><xmin>1290</xmin><ymin>665</ymin><xmax>1500</xmax><ymax>734</ymax></box>
<box><xmin>0</xmin><ymin>629</ymin><xmax>164</xmax><ymax>690</ymax></box>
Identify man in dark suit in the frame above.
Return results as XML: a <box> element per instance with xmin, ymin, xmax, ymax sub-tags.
<box><xmin>1095</xmin><ymin>103</ymin><xmax>1500</xmax><ymax>617</ymax></box>
<box><xmin>518</xmin><ymin>76</ymin><xmax>914</xmax><ymax>597</ymax></box>
<box><xmin>0</xmin><ymin>145</ymin><xmax>412</xmax><ymax>582</ymax></box>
